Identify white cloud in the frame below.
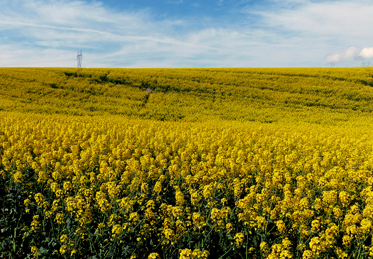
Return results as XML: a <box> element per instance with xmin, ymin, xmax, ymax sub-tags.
<box><xmin>249</xmin><ymin>0</ymin><xmax>373</xmax><ymax>66</ymax></box>
<box><xmin>1</xmin><ymin>0</ymin><xmax>373</xmax><ymax>67</ymax></box>
<box><xmin>325</xmin><ymin>47</ymin><xmax>359</xmax><ymax>64</ymax></box>
<box><xmin>360</xmin><ymin>47</ymin><xmax>373</xmax><ymax>59</ymax></box>
<box><xmin>0</xmin><ymin>0</ymin><xmax>194</xmax><ymax>67</ymax></box>
<box><xmin>0</xmin><ymin>44</ymin><xmax>77</xmax><ymax>67</ymax></box>
<box><xmin>324</xmin><ymin>46</ymin><xmax>373</xmax><ymax>64</ymax></box>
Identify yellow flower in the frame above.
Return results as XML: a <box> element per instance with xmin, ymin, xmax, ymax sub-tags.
<box><xmin>172</xmin><ymin>206</ymin><xmax>183</xmax><ymax>218</ymax></box>
<box><xmin>302</xmin><ymin>250</ymin><xmax>314</xmax><ymax>259</ymax></box>
<box><xmin>360</xmin><ymin>218</ymin><xmax>372</xmax><ymax>234</ymax></box>
<box><xmin>313</xmin><ymin>198</ymin><xmax>322</xmax><ymax>211</ymax></box>
<box><xmin>112</xmin><ymin>224</ymin><xmax>123</xmax><ymax>237</ymax></box>
<box><xmin>153</xmin><ymin>180</ymin><xmax>162</xmax><ymax>194</ymax></box>
<box><xmin>192</xmin><ymin>249</ymin><xmax>202</xmax><ymax>259</ymax></box>
<box><xmin>335</xmin><ymin>246</ymin><xmax>347</xmax><ymax>259</ymax></box>
<box><xmin>190</xmin><ymin>191</ymin><xmax>201</xmax><ymax>206</ymax></box>
<box><xmin>0</xmin><ymin>170</ymin><xmax>5</xmax><ymax>179</ymax></box>
<box><xmin>311</xmin><ymin>220</ymin><xmax>320</xmax><ymax>233</ymax></box>
<box><xmin>129</xmin><ymin>212</ymin><xmax>139</xmax><ymax>222</ymax></box>
<box><xmin>97</xmin><ymin>222</ymin><xmax>105</xmax><ymax>229</ymax></box>
<box><xmin>333</xmin><ymin>207</ymin><xmax>344</xmax><ymax>220</ymax></box>
<box><xmin>192</xmin><ymin>212</ymin><xmax>206</xmax><ymax>229</ymax></box>
<box><xmin>201</xmin><ymin>250</ymin><xmax>210</xmax><ymax>259</ymax></box>
<box><xmin>226</xmin><ymin>223</ymin><xmax>233</xmax><ymax>233</ymax></box>
<box><xmin>282</xmin><ymin>237</ymin><xmax>292</xmax><ymax>249</ymax></box>
<box><xmin>280</xmin><ymin>249</ymin><xmax>293</xmax><ymax>259</ymax></box>
<box><xmin>309</xmin><ymin>237</ymin><xmax>321</xmax><ymax>254</ymax></box>
<box><xmin>24</xmin><ymin>198</ymin><xmax>31</xmax><ymax>207</ymax></box>
<box><xmin>51</xmin><ymin>199</ymin><xmax>60</xmax><ymax>212</ymax></box>
<box><xmin>60</xmin><ymin>234</ymin><xmax>69</xmax><ymax>243</ymax></box>
<box><xmin>31</xmin><ymin>246</ymin><xmax>38</xmax><ymax>256</ymax></box>
<box><xmin>13</xmin><ymin>171</ymin><xmax>24</xmax><ymax>183</ymax></box>
<box><xmin>163</xmin><ymin>228</ymin><xmax>174</xmax><ymax>240</ymax></box>
<box><xmin>60</xmin><ymin>245</ymin><xmax>68</xmax><ymax>255</ymax></box>
<box><xmin>30</xmin><ymin>215</ymin><xmax>40</xmax><ymax>231</ymax></box>
<box><xmin>322</xmin><ymin>190</ymin><xmax>338</xmax><ymax>206</ymax></box>
<box><xmin>256</xmin><ymin>216</ymin><xmax>267</xmax><ymax>231</ymax></box>
<box><xmin>175</xmin><ymin>190</ymin><xmax>186</xmax><ymax>206</ymax></box>
<box><xmin>55</xmin><ymin>213</ymin><xmax>64</xmax><ymax>224</ymax></box>
<box><xmin>342</xmin><ymin>235</ymin><xmax>352</xmax><ymax>248</ymax></box>
<box><xmin>276</xmin><ymin>220</ymin><xmax>286</xmax><ymax>234</ymax></box>
<box><xmin>34</xmin><ymin>193</ymin><xmax>45</xmax><ymax>206</ymax></box>
<box><xmin>148</xmin><ymin>252</ymin><xmax>160</xmax><ymax>259</ymax></box>
<box><xmin>234</xmin><ymin>232</ymin><xmax>245</xmax><ymax>246</ymax></box>
<box><xmin>339</xmin><ymin>191</ymin><xmax>350</xmax><ymax>207</ymax></box>
<box><xmin>203</xmin><ymin>184</ymin><xmax>214</xmax><ymax>200</ymax></box>
<box><xmin>179</xmin><ymin>249</ymin><xmax>193</xmax><ymax>259</ymax></box>
<box><xmin>63</xmin><ymin>181</ymin><xmax>73</xmax><ymax>192</ymax></box>
<box><xmin>260</xmin><ymin>241</ymin><xmax>269</xmax><ymax>254</ymax></box>
<box><xmin>55</xmin><ymin>189</ymin><xmax>64</xmax><ymax>198</ymax></box>
<box><xmin>192</xmin><ymin>249</ymin><xmax>209</xmax><ymax>259</ymax></box>
<box><xmin>141</xmin><ymin>182</ymin><xmax>149</xmax><ymax>193</ymax></box>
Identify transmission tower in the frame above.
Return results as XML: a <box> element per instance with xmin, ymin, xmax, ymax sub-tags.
<box><xmin>77</xmin><ymin>50</ymin><xmax>83</xmax><ymax>68</ymax></box>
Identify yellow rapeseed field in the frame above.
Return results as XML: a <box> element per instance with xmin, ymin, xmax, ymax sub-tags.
<box><xmin>1</xmin><ymin>68</ymin><xmax>373</xmax><ymax>258</ymax></box>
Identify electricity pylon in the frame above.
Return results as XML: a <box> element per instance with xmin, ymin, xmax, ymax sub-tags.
<box><xmin>77</xmin><ymin>50</ymin><xmax>83</xmax><ymax>68</ymax></box>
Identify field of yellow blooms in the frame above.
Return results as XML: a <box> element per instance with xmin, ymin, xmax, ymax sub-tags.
<box><xmin>1</xmin><ymin>68</ymin><xmax>373</xmax><ymax>258</ymax></box>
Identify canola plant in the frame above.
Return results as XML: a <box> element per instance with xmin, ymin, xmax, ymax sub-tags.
<box><xmin>1</xmin><ymin>68</ymin><xmax>373</xmax><ymax>259</ymax></box>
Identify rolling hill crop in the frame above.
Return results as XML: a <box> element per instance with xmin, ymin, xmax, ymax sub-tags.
<box><xmin>1</xmin><ymin>68</ymin><xmax>373</xmax><ymax>259</ymax></box>
<box><xmin>1</xmin><ymin>67</ymin><xmax>373</xmax><ymax>123</ymax></box>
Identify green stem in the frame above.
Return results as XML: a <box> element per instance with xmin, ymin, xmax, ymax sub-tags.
<box><xmin>219</xmin><ymin>247</ymin><xmax>232</xmax><ymax>259</ymax></box>
<box><xmin>356</xmin><ymin>242</ymin><xmax>363</xmax><ymax>259</ymax></box>
<box><xmin>245</xmin><ymin>234</ymin><xmax>248</xmax><ymax>259</ymax></box>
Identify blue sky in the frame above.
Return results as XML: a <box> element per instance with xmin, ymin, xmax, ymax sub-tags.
<box><xmin>1</xmin><ymin>0</ymin><xmax>373</xmax><ymax>67</ymax></box>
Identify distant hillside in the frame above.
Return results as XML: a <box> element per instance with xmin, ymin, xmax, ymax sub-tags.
<box><xmin>1</xmin><ymin>67</ymin><xmax>373</xmax><ymax>124</ymax></box>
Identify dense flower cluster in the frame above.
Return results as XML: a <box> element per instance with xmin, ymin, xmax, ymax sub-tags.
<box><xmin>1</xmin><ymin>66</ymin><xmax>373</xmax><ymax>258</ymax></box>
<box><xmin>1</xmin><ymin>111</ymin><xmax>373</xmax><ymax>258</ymax></box>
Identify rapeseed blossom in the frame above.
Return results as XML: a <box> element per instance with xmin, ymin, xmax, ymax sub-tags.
<box><xmin>2</xmin><ymin>105</ymin><xmax>373</xmax><ymax>258</ymax></box>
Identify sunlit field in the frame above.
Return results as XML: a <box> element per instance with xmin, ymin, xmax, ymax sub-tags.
<box><xmin>1</xmin><ymin>68</ymin><xmax>373</xmax><ymax>259</ymax></box>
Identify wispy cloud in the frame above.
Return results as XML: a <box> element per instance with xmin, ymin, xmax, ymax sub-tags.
<box><xmin>258</xmin><ymin>0</ymin><xmax>373</xmax><ymax>38</ymax></box>
<box><xmin>1</xmin><ymin>0</ymin><xmax>373</xmax><ymax>67</ymax></box>
<box><xmin>0</xmin><ymin>0</ymin><xmax>192</xmax><ymax>67</ymax></box>
<box><xmin>325</xmin><ymin>47</ymin><xmax>359</xmax><ymax>64</ymax></box>
<box><xmin>246</xmin><ymin>0</ymin><xmax>373</xmax><ymax>66</ymax></box>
